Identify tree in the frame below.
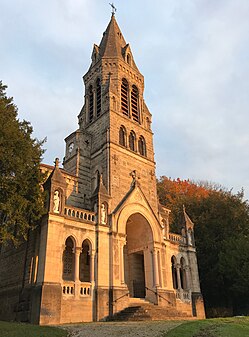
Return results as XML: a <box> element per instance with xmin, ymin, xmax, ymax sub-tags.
<box><xmin>0</xmin><ymin>81</ymin><xmax>45</xmax><ymax>245</ymax></box>
<box><xmin>157</xmin><ymin>176</ymin><xmax>249</xmax><ymax>316</ymax></box>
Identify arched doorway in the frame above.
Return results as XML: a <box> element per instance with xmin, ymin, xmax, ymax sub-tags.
<box><xmin>124</xmin><ymin>213</ymin><xmax>153</xmax><ymax>298</ymax></box>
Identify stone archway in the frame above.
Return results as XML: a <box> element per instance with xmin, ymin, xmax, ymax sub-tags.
<box><xmin>124</xmin><ymin>213</ymin><xmax>153</xmax><ymax>298</ymax></box>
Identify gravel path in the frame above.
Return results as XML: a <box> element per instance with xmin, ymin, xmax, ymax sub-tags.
<box><xmin>63</xmin><ymin>321</ymin><xmax>183</xmax><ymax>337</ymax></box>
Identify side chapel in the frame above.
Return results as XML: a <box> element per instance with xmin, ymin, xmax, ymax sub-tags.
<box><xmin>0</xmin><ymin>13</ymin><xmax>205</xmax><ymax>324</ymax></box>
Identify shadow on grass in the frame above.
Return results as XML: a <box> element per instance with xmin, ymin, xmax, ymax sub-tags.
<box><xmin>0</xmin><ymin>321</ymin><xmax>67</xmax><ymax>337</ymax></box>
<box><xmin>164</xmin><ymin>317</ymin><xmax>249</xmax><ymax>337</ymax></box>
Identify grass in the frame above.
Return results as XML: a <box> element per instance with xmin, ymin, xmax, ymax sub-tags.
<box><xmin>164</xmin><ymin>317</ymin><xmax>249</xmax><ymax>337</ymax></box>
<box><xmin>0</xmin><ymin>321</ymin><xmax>67</xmax><ymax>337</ymax></box>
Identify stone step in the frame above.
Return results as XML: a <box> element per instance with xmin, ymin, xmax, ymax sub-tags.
<box><xmin>109</xmin><ymin>302</ymin><xmax>192</xmax><ymax>322</ymax></box>
<box><xmin>129</xmin><ymin>297</ymin><xmax>151</xmax><ymax>305</ymax></box>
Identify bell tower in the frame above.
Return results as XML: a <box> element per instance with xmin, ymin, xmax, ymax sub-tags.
<box><xmin>63</xmin><ymin>13</ymin><xmax>158</xmax><ymax>213</ymax></box>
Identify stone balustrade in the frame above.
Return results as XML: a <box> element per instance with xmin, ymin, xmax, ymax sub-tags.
<box><xmin>62</xmin><ymin>282</ymin><xmax>92</xmax><ymax>297</ymax></box>
<box><xmin>62</xmin><ymin>282</ymin><xmax>75</xmax><ymax>295</ymax></box>
<box><xmin>168</xmin><ymin>233</ymin><xmax>186</xmax><ymax>244</ymax></box>
<box><xmin>80</xmin><ymin>282</ymin><xmax>91</xmax><ymax>296</ymax></box>
<box><xmin>64</xmin><ymin>206</ymin><xmax>96</xmax><ymax>223</ymax></box>
<box><xmin>176</xmin><ymin>289</ymin><xmax>191</xmax><ymax>302</ymax></box>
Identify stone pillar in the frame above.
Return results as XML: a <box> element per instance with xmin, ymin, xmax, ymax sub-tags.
<box><xmin>85</xmin><ymin>94</ymin><xmax>89</xmax><ymax>121</ymax></box>
<box><xmin>176</xmin><ymin>263</ymin><xmax>182</xmax><ymax>290</ymax></box>
<box><xmin>93</xmin><ymin>89</ymin><xmax>96</xmax><ymax>118</ymax></box>
<box><xmin>157</xmin><ymin>251</ymin><xmax>163</xmax><ymax>288</ymax></box>
<box><xmin>74</xmin><ymin>247</ymin><xmax>81</xmax><ymax>282</ymax></box>
<box><xmin>152</xmin><ymin>249</ymin><xmax>159</xmax><ymax>287</ymax></box>
<box><xmin>119</xmin><ymin>242</ymin><xmax>125</xmax><ymax>284</ymax></box>
<box><xmin>90</xmin><ymin>250</ymin><xmax>95</xmax><ymax>283</ymax></box>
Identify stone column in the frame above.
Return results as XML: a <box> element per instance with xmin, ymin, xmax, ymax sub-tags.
<box><xmin>74</xmin><ymin>247</ymin><xmax>81</xmax><ymax>282</ymax></box>
<box><xmin>152</xmin><ymin>249</ymin><xmax>159</xmax><ymax>287</ymax></box>
<box><xmin>176</xmin><ymin>263</ymin><xmax>182</xmax><ymax>290</ymax></box>
<box><xmin>157</xmin><ymin>251</ymin><xmax>163</xmax><ymax>288</ymax></box>
<box><xmin>90</xmin><ymin>250</ymin><xmax>95</xmax><ymax>283</ymax></box>
<box><xmin>93</xmin><ymin>89</ymin><xmax>97</xmax><ymax>118</ymax></box>
<box><xmin>85</xmin><ymin>94</ymin><xmax>89</xmax><ymax>121</ymax></box>
<box><xmin>119</xmin><ymin>242</ymin><xmax>125</xmax><ymax>284</ymax></box>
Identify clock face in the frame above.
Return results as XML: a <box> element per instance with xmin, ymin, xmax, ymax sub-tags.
<box><xmin>68</xmin><ymin>142</ymin><xmax>74</xmax><ymax>153</ymax></box>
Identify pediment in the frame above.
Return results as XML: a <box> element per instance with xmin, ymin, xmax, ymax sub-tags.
<box><xmin>112</xmin><ymin>184</ymin><xmax>147</xmax><ymax>214</ymax></box>
<box><xmin>111</xmin><ymin>183</ymin><xmax>162</xmax><ymax>238</ymax></box>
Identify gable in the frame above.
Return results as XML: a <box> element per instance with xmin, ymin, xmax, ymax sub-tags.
<box><xmin>111</xmin><ymin>184</ymin><xmax>163</xmax><ymax>241</ymax></box>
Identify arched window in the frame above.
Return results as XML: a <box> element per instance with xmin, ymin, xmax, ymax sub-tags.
<box><xmin>171</xmin><ymin>256</ymin><xmax>178</xmax><ymax>289</ymax></box>
<box><xmin>96</xmin><ymin>78</ymin><xmax>101</xmax><ymax>117</ymax></box>
<box><xmin>131</xmin><ymin>85</ymin><xmax>139</xmax><ymax>122</ymax></box>
<box><xmin>89</xmin><ymin>85</ymin><xmax>94</xmax><ymax>123</ymax></box>
<box><xmin>180</xmin><ymin>257</ymin><xmax>187</xmax><ymax>290</ymax></box>
<box><xmin>127</xmin><ymin>54</ymin><xmax>131</xmax><ymax>65</ymax></box>
<box><xmin>63</xmin><ymin>237</ymin><xmax>75</xmax><ymax>281</ymax></box>
<box><xmin>119</xmin><ymin>126</ymin><xmax>126</xmax><ymax>146</ymax></box>
<box><xmin>121</xmin><ymin>79</ymin><xmax>129</xmax><ymax>116</ymax></box>
<box><xmin>129</xmin><ymin>131</ymin><xmax>136</xmax><ymax>151</ymax></box>
<box><xmin>79</xmin><ymin>240</ymin><xmax>91</xmax><ymax>282</ymax></box>
<box><xmin>138</xmin><ymin>136</ymin><xmax>146</xmax><ymax>156</ymax></box>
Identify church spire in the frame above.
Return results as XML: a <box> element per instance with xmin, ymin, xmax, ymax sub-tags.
<box><xmin>98</xmin><ymin>14</ymin><xmax>126</xmax><ymax>59</ymax></box>
<box><xmin>89</xmin><ymin>14</ymin><xmax>140</xmax><ymax>73</ymax></box>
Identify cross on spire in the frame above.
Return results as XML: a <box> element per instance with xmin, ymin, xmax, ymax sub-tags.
<box><xmin>109</xmin><ymin>2</ymin><xmax>117</xmax><ymax>15</ymax></box>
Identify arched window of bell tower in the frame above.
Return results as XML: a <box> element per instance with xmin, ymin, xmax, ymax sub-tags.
<box><xmin>138</xmin><ymin>136</ymin><xmax>146</xmax><ymax>156</ymax></box>
<box><xmin>131</xmin><ymin>85</ymin><xmax>139</xmax><ymax>123</ymax></box>
<box><xmin>119</xmin><ymin>125</ymin><xmax>127</xmax><ymax>147</ymax></box>
<box><xmin>129</xmin><ymin>131</ymin><xmax>136</xmax><ymax>152</ymax></box>
<box><xmin>127</xmin><ymin>53</ymin><xmax>131</xmax><ymax>65</ymax></box>
<box><xmin>96</xmin><ymin>78</ymin><xmax>101</xmax><ymax>117</ymax></box>
<box><xmin>121</xmin><ymin>78</ymin><xmax>129</xmax><ymax>116</ymax></box>
<box><xmin>88</xmin><ymin>85</ymin><xmax>94</xmax><ymax>123</ymax></box>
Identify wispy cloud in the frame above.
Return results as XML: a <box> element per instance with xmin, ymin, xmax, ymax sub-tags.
<box><xmin>1</xmin><ymin>0</ymin><xmax>249</xmax><ymax>197</ymax></box>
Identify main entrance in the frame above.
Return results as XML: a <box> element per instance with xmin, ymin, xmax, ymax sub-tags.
<box><xmin>124</xmin><ymin>213</ymin><xmax>153</xmax><ymax>298</ymax></box>
<box><xmin>130</xmin><ymin>251</ymin><xmax>145</xmax><ymax>298</ymax></box>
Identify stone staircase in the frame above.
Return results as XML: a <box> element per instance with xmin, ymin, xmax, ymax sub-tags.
<box><xmin>109</xmin><ymin>298</ymin><xmax>193</xmax><ymax>321</ymax></box>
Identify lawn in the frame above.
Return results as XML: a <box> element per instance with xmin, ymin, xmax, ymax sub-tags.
<box><xmin>0</xmin><ymin>321</ymin><xmax>67</xmax><ymax>337</ymax></box>
<box><xmin>165</xmin><ymin>317</ymin><xmax>249</xmax><ymax>337</ymax></box>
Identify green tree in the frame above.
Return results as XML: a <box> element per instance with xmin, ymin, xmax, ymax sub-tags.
<box><xmin>219</xmin><ymin>234</ymin><xmax>249</xmax><ymax>314</ymax></box>
<box><xmin>157</xmin><ymin>177</ymin><xmax>249</xmax><ymax>316</ymax></box>
<box><xmin>0</xmin><ymin>81</ymin><xmax>45</xmax><ymax>245</ymax></box>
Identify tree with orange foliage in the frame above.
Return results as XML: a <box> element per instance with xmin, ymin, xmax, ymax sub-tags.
<box><xmin>157</xmin><ymin>176</ymin><xmax>211</xmax><ymax>231</ymax></box>
<box><xmin>157</xmin><ymin>176</ymin><xmax>249</xmax><ymax>317</ymax></box>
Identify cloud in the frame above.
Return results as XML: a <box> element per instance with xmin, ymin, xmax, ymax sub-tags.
<box><xmin>151</xmin><ymin>1</ymin><xmax>249</xmax><ymax>196</ymax></box>
<box><xmin>1</xmin><ymin>0</ymin><xmax>249</xmax><ymax>198</ymax></box>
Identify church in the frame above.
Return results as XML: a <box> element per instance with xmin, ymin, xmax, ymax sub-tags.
<box><xmin>0</xmin><ymin>13</ymin><xmax>205</xmax><ymax>324</ymax></box>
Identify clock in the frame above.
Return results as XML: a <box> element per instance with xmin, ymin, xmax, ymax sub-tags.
<box><xmin>68</xmin><ymin>142</ymin><xmax>74</xmax><ymax>153</ymax></box>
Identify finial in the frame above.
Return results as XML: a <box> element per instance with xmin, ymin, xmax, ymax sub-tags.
<box><xmin>54</xmin><ymin>158</ymin><xmax>60</xmax><ymax>168</ymax></box>
<box><xmin>109</xmin><ymin>2</ymin><xmax>117</xmax><ymax>15</ymax></box>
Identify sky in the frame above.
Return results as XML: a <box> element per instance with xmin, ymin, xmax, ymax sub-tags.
<box><xmin>1</xmin><ymin>0</ymin><xmax>249</xmax><ymax>199</ymax></box>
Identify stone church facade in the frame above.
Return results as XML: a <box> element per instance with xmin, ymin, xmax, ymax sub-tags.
<box><xmin>0</xmin><ymin>14</ymin><xmax>205</xmax><ymax>324</ymax></box>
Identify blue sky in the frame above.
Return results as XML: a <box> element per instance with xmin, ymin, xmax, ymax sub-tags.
<box><xmin>1</xmin><ymin>0</ymin><xmax>249</xmax><ymax>198</ymax></box>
